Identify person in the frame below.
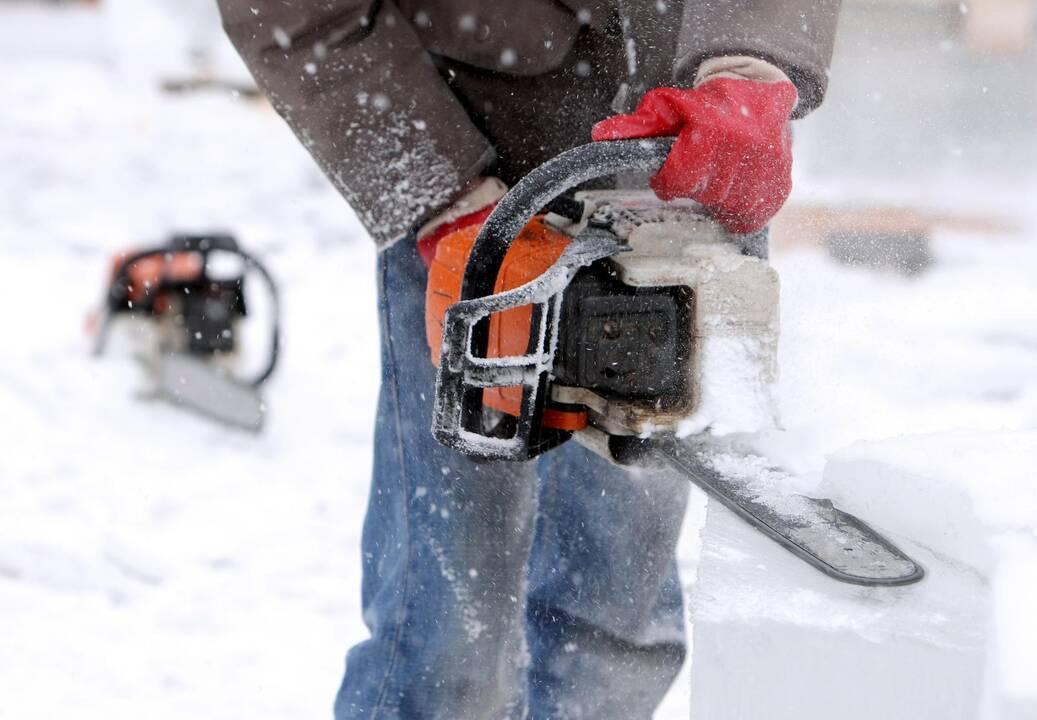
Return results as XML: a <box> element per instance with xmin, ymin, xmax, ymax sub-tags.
<box><xmin>216</xmin><ymin>2</ymin><xmax>840</xmax><ymax>717</ymax></box>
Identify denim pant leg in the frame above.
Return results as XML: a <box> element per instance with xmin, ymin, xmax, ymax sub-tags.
<box><xmin>335</xmin><ymin>238</ymin><xmax>539</xmax><ymax>720</ymax></box>
<box><xmin>526</xmin><ymin>444</ymin><xmax>690</xmax><ymax>719</ymax></box>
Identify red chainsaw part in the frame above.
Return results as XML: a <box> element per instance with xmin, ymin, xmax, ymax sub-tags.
<box><xmin>417</xmin><ymin>204</ymin><xmax>497</xmax><ymax>268</ymax></box>
<box><xmin>110</xmin><ymin>250</ymin><xmax>204</xmax><ymax>311</ymax></box>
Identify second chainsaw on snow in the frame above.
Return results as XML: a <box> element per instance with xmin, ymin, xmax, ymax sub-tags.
<box><xmin>91</xmin><ymin>233</ymin><xmax>280</xmax><ymax>432</ymax></box>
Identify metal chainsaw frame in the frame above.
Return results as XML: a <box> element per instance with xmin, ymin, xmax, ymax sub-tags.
<box><xmin>432</xmin><ymin>139</ymin><xmax>675</xmax><ymax>461</ymax></box>
<box><xmin>435</xmin><ymin>229</ymin><xmax>624</xmax><ymax>459</ymax></box>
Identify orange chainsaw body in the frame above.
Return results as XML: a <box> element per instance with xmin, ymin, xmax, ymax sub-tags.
<box><xmin>425</xmin><ymin>218</ymin><xmax>588</xmax><ymax>432</ymax></box>
<box><xmin>110</xmin><ymin>250</ymin><xmax>204</xmax><ymax>313</ymax></box>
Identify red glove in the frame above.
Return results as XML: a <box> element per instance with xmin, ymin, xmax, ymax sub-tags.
<box><xmin>416</xmin><ymin>177</ymin><xmax>507</xmax><ymax>267</ymax></box>
<box><xmin>591</xmin><ymin>78</ymin><xmax>798</xmax><ymax>234</ymax></box>
<box><xmin>417</xmin><ymin>203</ymin><xmax>496</xmax><ymax>267</ymax></box>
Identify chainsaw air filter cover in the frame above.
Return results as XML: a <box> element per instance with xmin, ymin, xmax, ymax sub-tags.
<box><xmin>554</xmin><ymin>258</ymin><xmax>692</xmax><ymax>402</ymax></box>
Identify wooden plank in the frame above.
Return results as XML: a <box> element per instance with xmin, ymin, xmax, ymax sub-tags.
<box><xmin>770</xmin><ymin>203</ymin><xmax>1018</xmax><ymax>252</ymax></box>
<box><xmin>964</xmin><ymin>0</ymin><xmax>1037</xmax><ymax>54</ymax></box>
<box><xmin>846</xmin><ymin>0</ymin><xmax>1036</xmax><ymax>54</ymax></box>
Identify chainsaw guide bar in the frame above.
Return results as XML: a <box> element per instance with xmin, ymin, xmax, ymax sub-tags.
<box><xmin>642</xmin><ymin>436</ymin><xmax>924</xmax><ymax>586</ymax></box>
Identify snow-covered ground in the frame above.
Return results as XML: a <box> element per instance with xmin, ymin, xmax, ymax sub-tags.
<box><xmin>1</xmin><ymin>3</ymin><xmax>1035</xmax><ymax>719</ymax></box>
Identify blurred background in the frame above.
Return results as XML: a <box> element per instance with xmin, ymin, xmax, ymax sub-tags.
<box><xmin>1</xmin><ymin>1</ymin><xmax>1035</xmax><ymax>718</ymax></box>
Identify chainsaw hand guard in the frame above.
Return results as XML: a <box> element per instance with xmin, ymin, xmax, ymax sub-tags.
<box><xmin>433</xmin><ymin>229</ymin><xmax>623</xmax><ymax>460</ymax></box>
<box><xmin>432</xmin><ymin>139</ymin><xmax>673</xmax><ymax>461</ymax></box>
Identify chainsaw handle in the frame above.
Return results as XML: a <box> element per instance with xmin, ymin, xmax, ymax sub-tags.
<box><xmin>460</xmin><ymin>138</ymin><xmax>674</xmax><ymax>301</ymax></box>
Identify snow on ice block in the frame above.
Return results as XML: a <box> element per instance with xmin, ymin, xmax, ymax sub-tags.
<box><xmin>689</xmin><ymin>430</ymin><xmax>1037</xmax><ymax>720</ymax></box>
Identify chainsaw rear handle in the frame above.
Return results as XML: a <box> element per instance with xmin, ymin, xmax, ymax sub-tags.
<box><xmin>460</xmin><ymin>138</ymin><xmax>674</xmax><ymax>301</ymax></box>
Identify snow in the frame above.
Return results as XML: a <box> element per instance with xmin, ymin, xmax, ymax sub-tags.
<box><xmin>684</xmin><ymin>15</ymin><xmax>1037</xmax><ymax>709</ymax></box>
<box><xmin>689</xmin><ymin>275</ymin><xmax>1037</xmax><ymax>716</ymax></box>
<box><xmin>1</xmin><ymin>4</ymin><xmax>378</xmax><ymax>718</ymax></box>
<box><xmin>689</xmin><ymin>432</ymin><xmax>1037</xmax><ymax>719</ymax></box>
<box><xmin>2</xmin><ymin>2</ymin><xmax>1036</xmax><ymax>719</ymax></box>
<box><xmin>685</xmin><ymin>201</ymin><xmax>1037</xmax><ymax>717</ymax></box>
<box><xmin>823</xmin><ymin>433</ymin><xmax>1037</xmax><ymax>719</ymax></box>
<box><xmin>824</xmin><ymin>432</ymin><xmax>1037</xmax><ymax>575</ymax></box>
<box><xmin>985</xmin><ymin>539</ymin><xmax>1037</xmax><ymax>718</ymax></box>
<box><xmin>679</xmin><ymin>333</ymin><xmax>778</xmax><ymax>436</ymax></box>
<box><xmin>677</xmin><ymin>249</ymin><xmax>780</xmax><ymax>438</ymax></box>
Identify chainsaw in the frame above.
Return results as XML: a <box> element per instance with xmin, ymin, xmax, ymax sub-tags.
<box><xmin>91</xmin><ymin>233</ymin><xmax>280</xmax><ymax>432</ymax></box>
<box><xmin>426</xmin><ymin>139</ymin><xmax>924</xmax><ymax>587</ymax></box>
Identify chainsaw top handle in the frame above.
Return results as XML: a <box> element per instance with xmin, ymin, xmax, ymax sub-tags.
<box><xmin>460</xmin><ymin>138</ymin><xmax>674</xmax><ymax>302</ymax></box>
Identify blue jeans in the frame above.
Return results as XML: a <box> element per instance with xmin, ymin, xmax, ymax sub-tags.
<box><xmin>335</xmin><ymin>237</ymin><xmax>689</xmax><ymax>720</ymax></box>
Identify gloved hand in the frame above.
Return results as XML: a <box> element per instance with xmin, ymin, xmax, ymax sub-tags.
<box><xmin>416</xmin><ymin>177</ymin><xmax>507</xmax><ymax>266</ymax></box>
<box><xmin>592</xmin><ymin>71</ymin><xmax>798</xmax><ymax>234</ymax></box>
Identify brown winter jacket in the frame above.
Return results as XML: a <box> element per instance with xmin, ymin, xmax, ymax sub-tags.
<box><xmin>217</xmin><ymin>1</ymin><xmax>841</xmax><ymax>246</ymax></box>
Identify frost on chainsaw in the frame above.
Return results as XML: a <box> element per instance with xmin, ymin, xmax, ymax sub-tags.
<box><xmin>679</xmin><ymin>247</ymin><xmax>780</xmax><ymax>437</ymax></box>
<box><xmin>688</xmin><ymin>430</ymin><xmax>1037</xmax><ymax>720</ymax></box>
<box><xmin>574</xmin><ymin>191</ymin><xmax>781</xmax><ymax>439</ymax></box>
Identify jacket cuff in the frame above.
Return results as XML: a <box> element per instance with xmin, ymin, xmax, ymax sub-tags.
<box><xmin>694</xmin><ymin>56</ymin><xmax>793</xmax><ymax>86</ymax></box>
<box><xmin>694</xmin><ymin>56</ymin><xmax>799</xmax><ymax>114</ymax></box>
<box><xmin>674</xmin><ymin>0</ymin><xmax>839</xmax><ymax>119</ymax></box>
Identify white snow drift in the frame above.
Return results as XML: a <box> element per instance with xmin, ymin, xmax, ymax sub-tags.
<box><xmin>690</xmin><ymin>431</ymin><xmax>1037</xmax><ymax>720</ymax></box>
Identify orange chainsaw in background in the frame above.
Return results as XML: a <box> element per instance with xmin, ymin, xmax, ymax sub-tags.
<box><xmin>91</xmin><ymin>233</ymin><xmax>280</xmax><ymax>431</ymax></box>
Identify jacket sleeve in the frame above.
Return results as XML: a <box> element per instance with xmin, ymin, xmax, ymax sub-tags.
<box><xmin>217</xmin><ymin>0</ymin><xmax>496</xmax><ymax>246</ymax></box>
<box><xmin>676</xmin><ymin>0</ymin><xmax>842</xmax><ymax>118</ymax></box>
